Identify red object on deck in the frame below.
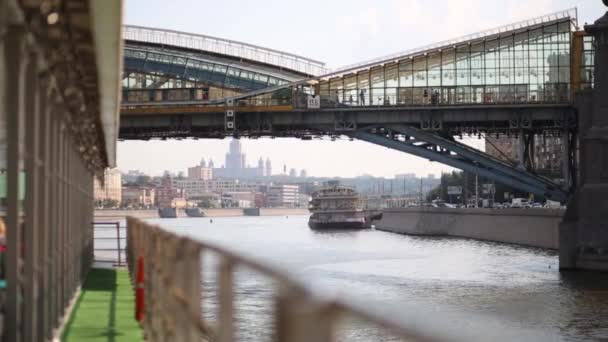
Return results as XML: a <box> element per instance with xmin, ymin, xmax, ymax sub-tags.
<box><xmin>135</xmin><ymin>255</ymin><xmax>145</xmax><ymax>322</ymax></box>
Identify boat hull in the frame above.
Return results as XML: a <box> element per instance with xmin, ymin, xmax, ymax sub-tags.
<box><xmin>185</xmin><ymin>208</ymin><xmax>205</xmax><ymax>217</ymax></box>
<box><xmin>158</xmin><ymin>207</ymin><xmax>177</xmax><ymax>218</ymax></box>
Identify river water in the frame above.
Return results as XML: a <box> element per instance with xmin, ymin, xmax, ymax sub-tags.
<box><xmin>139</xmin><ymin>215</ymin><xmax>608</xmax><ymax>341</ymax></box>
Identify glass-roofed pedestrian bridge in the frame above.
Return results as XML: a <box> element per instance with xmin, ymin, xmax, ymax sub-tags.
<box><xmin>121</xmin><ymin>7</ymin><xmax>593</xmax><ymax>108</ymax></box>
<box><xmin>122</xmin><ymin>25</ymin><xmax>328</xmax><ymax>101</ymax></box>
<box><xmin>316</xmin><ymin>9</ymin><xmax>584</xmax><ymax>107</ymax></box>
<box><xmin>119</xmin><ymin>8</ymin><xmax>596</xmax><ymax>202</ymax></box>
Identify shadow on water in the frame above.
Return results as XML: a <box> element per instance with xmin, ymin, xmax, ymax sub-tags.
<box><xmin>560</xmin><ymin>270</ymin><xmax>608</xmax><ymax>290</ymax></box>
<box><xmin>386</xmin><ymin>230</ymin><xmax>558</xmax><ymax>255</ymax></box>
<box><xmin>308</xmin><ymin>227</ymin><xmax>367</xmax><ymax>238</ymax></box>
<box><xmin>557</xmin><ymin>271</ymin><xmax>608</xmax><ymax>341</ymax></box>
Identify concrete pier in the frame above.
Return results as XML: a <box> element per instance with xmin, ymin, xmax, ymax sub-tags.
<box><xmin>376</xmin><ymin>208</ymin><xmax>563</xmax><ymax>249</ymax></box>
<box><xmin>559</xmin><ymin>5</ymin><xmax>608</xmax><ymax>271</ymax></box>
<box><xmin>94</xmin><ymin>208</ymin><xmax>309</xmax><ymax>220</ymax></box>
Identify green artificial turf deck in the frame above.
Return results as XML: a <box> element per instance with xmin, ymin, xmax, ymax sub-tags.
<box><xmin>61</xmin><ymin>268</ymin><xmax>142</xmax><ymax>342</ymax></box>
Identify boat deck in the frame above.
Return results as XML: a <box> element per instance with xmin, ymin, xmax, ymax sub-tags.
<box><xmin>61</xmin><ymin>268</ymin><xmax>142</xmax><ymax>342</ymax></box>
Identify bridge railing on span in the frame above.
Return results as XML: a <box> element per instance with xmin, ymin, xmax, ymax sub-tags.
<box><xmin>121</xmin><ymin>84</ymin><xmax>572</xmax><ymax>110</ymax></box>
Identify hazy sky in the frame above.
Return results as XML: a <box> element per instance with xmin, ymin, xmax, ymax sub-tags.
<box><xmin>118</xmin><ymin>0</ymin><xmax>605</xmax><ymax>178</ymax></box>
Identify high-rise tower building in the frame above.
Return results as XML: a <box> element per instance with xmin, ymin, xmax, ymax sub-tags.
<box><xmin>266</xmin><ymin>158</ymin><xmax>272</xmax><ymax>177</ymax></box>
<box><xmin>258</xmin><ymin>157</ymin><xmax>265</xmax><ymax>176</ymax></box>
<box><xmin>225</xmin><ymin>139</ymin><xmax>245</xmax><ymax>173</ymax></box>
<box><xmin>203</xmin><ymin>139</ymin><xmax>271</xmax><ymax>179</ymax></box>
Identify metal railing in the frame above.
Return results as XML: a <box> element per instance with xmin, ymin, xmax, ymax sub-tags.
<box><xmin>123</xmin><ymin>25</ymin><xmax>328</xmax><ymax>76</ymax></box>
<box><xmin>121</xmin><ymin>84</ymin><xmax>572</xmax><ymax>109</ymax></box>
<box><xmin>127</xmin><ymin>217</ymin><xmax>543</xmax><ymax>342</ymax></box>
<box><xmin>93</xmin><ymin>221</ymin><xmax>126</xmax><ymax>267</ymax></box>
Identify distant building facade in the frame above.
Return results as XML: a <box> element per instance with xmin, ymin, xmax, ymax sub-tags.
<box><xmin>187</xmin><ymin>165</ymin><xmax>213</xmax><ymax>180</ymax></box>
<box><xmin>122</xmin><ymin>169</ymin><xmax>146</xmax><ymax>184</ymax></box>
<box><xmin>204</xmin><ymin>139</ymin><xmax>272</xmax><ymax>179</ymax></box>
<box><xmin>156</xmin><ymin>175</ymin><xmax>186</xmax><ymax>208</ymax></box>
<box><xmin>122</xmin><ymin>187</ymin><xmax>155</xmax><ymax>207</ymax></box>
<box><xmin>221</xmin><ymin>191</ymin><xmax>255</xmax><ymax>208</ymax></box>
<box><xmin>174</xmin><ymin>178</ymin><xmax>259</xmax><ymax>198</ymax></box>
<box><xmin>265</xmin><ymin>158</ymin><xmax>272</xmax><ymax>176</ymax></box>
<box><xmin>485</xmin><ymin>135</ymin><xmax>564</xmax><ymax>179</ymax></box>
<box><xmin>395</xmin><ymin>173</ymin><xmax>416</xmax><ymax>179</ymax></box>
<box><xmin>267</xmin><ymin>184</ymin><xmax>299</xmax><ymax>207</ymax></box>
<box><xmin>94</xmin><ymin>168</ymin><xmax>122</xmax><ymax>203</ymax></box>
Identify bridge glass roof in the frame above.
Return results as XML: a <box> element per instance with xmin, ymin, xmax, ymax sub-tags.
<box><xmin>123</xmin><ymin>45</ymin><xmax>294</xmax><ymax>92</ymax></box>
<box><xmin>123</xmin><ymin>25</ymin><xmax>327</xmax><ymax>76</ymax></box>
<box><xmin>120</xmin><ymin>8</ymin><xmax>586</xmax><ymax>108</ymax></box>
<box><xmin>314</xmin><ymin>11</ymin><xmax>577</xmax><ymax>107</ymax></box>
<box><xmin>327</xmin><ymin>8</ymin><xmax>577</xmax><ymax>76</ymax></box>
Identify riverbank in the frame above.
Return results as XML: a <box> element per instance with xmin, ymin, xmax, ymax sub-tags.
<box><xmin>375</xmin><ymin>207</ymin><xmax>564</xmax><ymax>249</ymax></box>
<box><xmin>94</xmin><ymin>208</ymin><xmax>309</xmax><ymax>221</ymax></box>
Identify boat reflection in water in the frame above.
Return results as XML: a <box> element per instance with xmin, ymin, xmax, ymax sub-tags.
<box><xmin>308</xmin><ymin>180</ymin><xmax>370</xmax><ymax>229</ymax></box>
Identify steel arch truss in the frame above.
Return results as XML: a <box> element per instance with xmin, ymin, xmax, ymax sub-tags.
<box><xmin>349</xmin><ymin>125</ymin><xmax>568</xmax><ymax>202</ymax></box>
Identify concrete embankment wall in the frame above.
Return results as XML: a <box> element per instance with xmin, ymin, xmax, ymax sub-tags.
<box><xmin>95</xmin><ymin>209</ymin><xmax>159</xmax><ymax>220</ymax></box>
<box><xmin>95</xmin><ymin>208</ymin><xmax>308</xmax><ymax>220</ymax></box>
<box><xmin>375</xmin><ymin>208</ymin><xmax>564</xmax><ymax>249</ymax></box>
<box><xmin>259</xmin><ymin>208</ymin><xmax>309</xmax><ymax>216</ymax></box>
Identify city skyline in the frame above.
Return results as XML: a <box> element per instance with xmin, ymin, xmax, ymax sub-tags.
<box><xmin>117</xmin><ymin>0</ymin><xmax>604</xmax><ymax>178</ymax></box>
<box><xmin>118</xmin><ymin>137</ymin><xmax>455</xmax><ymax>178</ymax></box>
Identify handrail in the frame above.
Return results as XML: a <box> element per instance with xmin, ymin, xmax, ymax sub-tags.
<box><xmin>123</xmin><ymin>25</ymin><xmax>328</xmax><ymax>76</ymax></box>
<box><xmin>93</xmin><ymin>221</ymin><xmax>126</xmax><ymax>266</ymax></box>
<box><xmin>125</xmin><ymin>217</ymin><xmax>553</xmax><ymax>341</ymax></box>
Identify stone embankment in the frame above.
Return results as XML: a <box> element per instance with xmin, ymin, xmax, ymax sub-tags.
<box><xmin>94</xmin><ymin>208</ymin><xmax>309</xmax><ymax>221</ymax></box>
<box><xmin>375</xmin><ymin>207</ymin><xmax>564</xmax><ymax>249</ymax></box>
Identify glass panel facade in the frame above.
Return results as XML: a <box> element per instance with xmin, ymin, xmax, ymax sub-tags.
<box><xmin>122</xmin><ymin>47</ymin><xmax>297</xmax><ymax>93</ymax></box>
<box><xmin>317</xmin><ymin>19</ymin><xmax>573</xmax><ymax>107</ymax></box>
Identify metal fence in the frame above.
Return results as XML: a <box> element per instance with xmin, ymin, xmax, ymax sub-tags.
<box><xmin>93</xmin><ymin>222</ymin><xmax>126</xmax><ymax>267</ymax></box>
<box><xmin>126</xmin><ymin>217</ymin><xmax>478</xmax><ymax>342</ymax></box>
<box><xmin>1</xmin><ymin>2</ymin><xmax>115</xmax><ymax>341</ymax></box>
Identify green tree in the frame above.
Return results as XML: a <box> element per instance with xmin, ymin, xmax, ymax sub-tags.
<box><xmin>135</xmin><ymin>175</ymin><xmax>152</xmax><ymax>186</ymax></box>
<box><xmin>197</xmin><ymin>198</ymin><xmax>215</xmax><ymax>208</ymax></box>
<box><xmin>102</xmin><ymin>199</ymin><xmax>119</xmax><ymax>208</ymax></box>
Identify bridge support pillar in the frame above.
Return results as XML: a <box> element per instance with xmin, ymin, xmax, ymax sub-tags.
<box><xmin>560</xmin><ymin>5</ymin><xmax>608</xmax><ymax>271</ymax></box>
<box><xmin>562</xmin><ymin>130</ymin><xmax>571</xmax><ymax>189</ymax></box>
<box><xmin>561</xmin><ymin>130</ymin><xmax>577</xmax><ymax>191</ymax></box>
<box><xmin>517</xmin><ymin>130</ymin><xmax>526</xmax><ymax>169</ymax></box>
<box><xmin>516</xmin><ymin>129</ymin><xmax>535</xmax><ymax>172</ymax></box>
